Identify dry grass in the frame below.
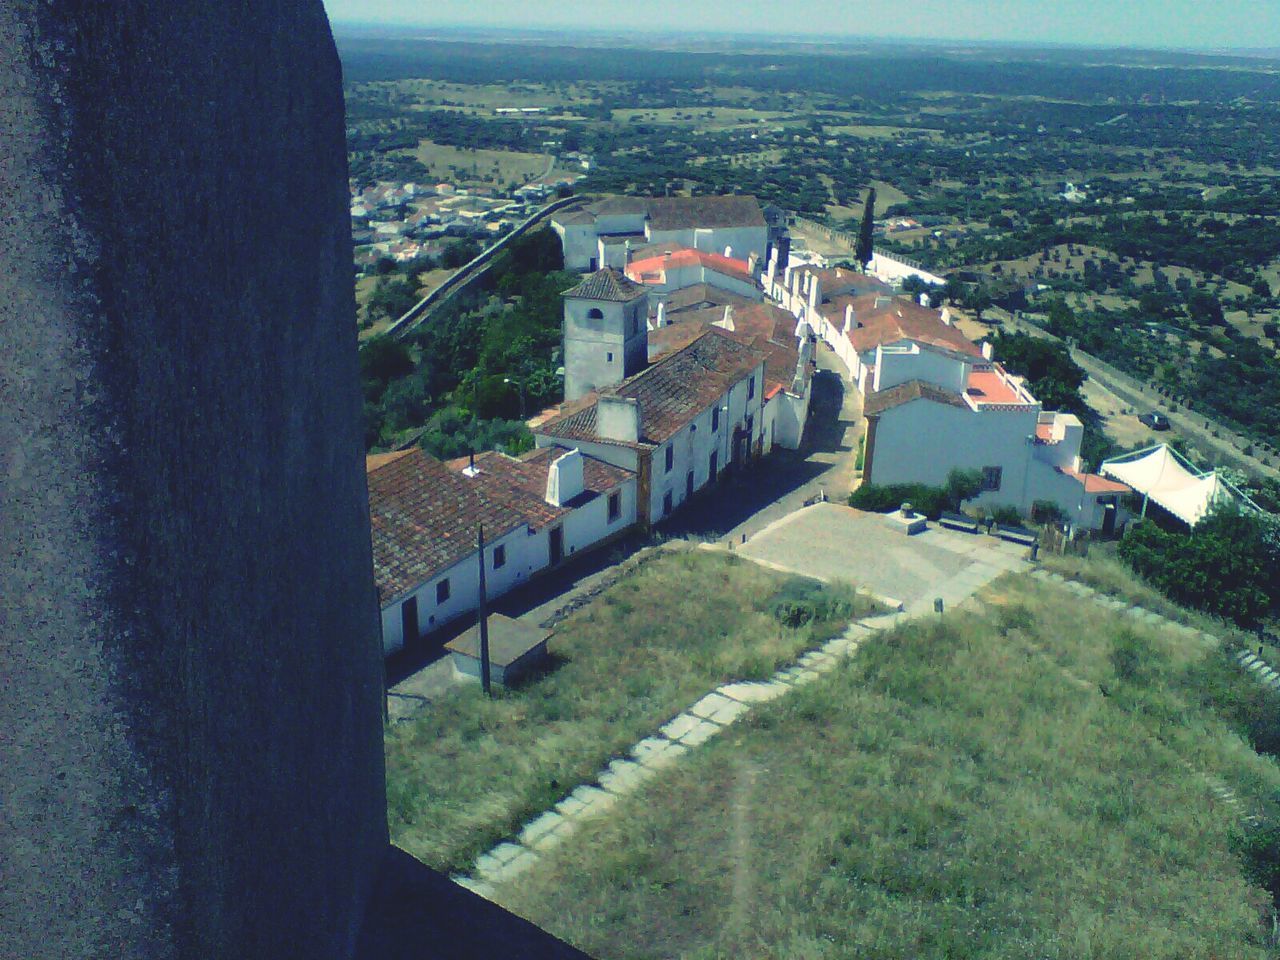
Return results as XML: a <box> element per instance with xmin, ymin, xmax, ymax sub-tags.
<box><xmin>494</xmin><ymin>574</ymin><xmax>1280</xmax><ymax>959</ymax></box>
<box><xmin>385</xmin><ymin>549</ymin><xmax>876</xmax><ymax>874</ymax></box>
<box><xmin>406</xmin><ymin>140</ymin><xmax>550</xmax><ymax>188</ymax></box>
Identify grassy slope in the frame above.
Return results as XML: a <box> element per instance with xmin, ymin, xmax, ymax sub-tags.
<box><xmin>386</xmin><ymin>549</ymin><xmax>876</xmax><ymax>874</ymax></box>
<box><xmin>496</xmin><ymin>573</ymin><xmax>1280</xmax><ymax>960</ymax></box>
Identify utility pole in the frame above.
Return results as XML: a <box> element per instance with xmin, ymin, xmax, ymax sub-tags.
<box><xmin>477</xmin><ymin>524</ymin><xmax>492</xmax><ymax>697</ymax></box>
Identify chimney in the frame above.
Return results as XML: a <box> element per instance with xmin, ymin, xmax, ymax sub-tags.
<box><xmin>875</xmin><ymin>296</ymin><xmax>893</xmax><ymax>310</ymax></box>
<box><xmin>941</xmin><ymin>307</ymin><xmax>953</xmax><ymax>326</ymax></box>
<box><xmin>982</xmin><ymin>340</ymin><xmax>994</xmax><ymax>360</ymax></box>
<box><xmin>724</xmin><ymin>245</ymin><xmax>733</xmax><ymax>259</ymax></box>
<box><xmin>624</xmin><ymin>239</ymin><xmax>632</xmax><ymax>264</ymax></box>
<box><xmin>545</xmin><ymin>448</ymin><xmax>585</xmax><ymax>506</ymax></box>
<box><xmin>844</xmin><ymin>303</ymin><xmax>854</xmax><ymax>332</ymax></box>
<box><xmin>718</xmin><ymin>304</ymin><xmax>736</xmax><ymax>330</ymax></box>
<box><xmin>809</xmin><ymin>276</ymin><xmax>822</xmax><ymax>313</ymax></box>
<box><xmin>748</xmin><ymin>252</ymin><xmax>759</xmax><ymax>276</ymax></box>
<box><xmin>597</xmin><ymin>395</ymin><xmax>641</xmax><ymax>443</ymax></box>
<box><xmin>766</xmin><ymin>250</ymin><xmax>778</xmax><ymax>287</ymax></box>
<box><xmin>656</xmin><ymin>301</ymin><xmax>666</xmax><ymax>327</ymax></box>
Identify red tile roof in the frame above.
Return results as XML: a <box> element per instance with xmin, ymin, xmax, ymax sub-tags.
<box><xmin>650</xmin><ymin>302</ymin><xmax>807</xmax><ymax>399</ymax></box>
<box><xmin>626</xmin><ymin>248</ymin><xmax>753</xmax><ymax>285</ymax></box>
<box><xmin>368</xmin><ymin>445</ymin><xmax>635</xmax><ymax>605</ymax></box>
<box><xmin>1060</xmin><ymin>468</ymin><xmax>1131</xmax><ymax>494</ymax></box>
<box><xmin>537</xmin><ymin>328</ymin><xmax>766</xmax><ymax>447</ymax></box>
<box><xmin>864</xmin><ymin>380</ymin><xmax>970</xmax><ymax>417</ymax></box>
<box><xmin>661</xmin><ymin>283</ymin><xmax>758</xmax><ymax>317</ymax></box>
<box><xmin>843</xmin><ymin>298</ymin><xmax>983</xmax><ymax>358</ymax></box>
<box><xmin>368</xmin><ymin>449</ymin><xmax>528</xmax><ymax>604</ymax></box>
<box><xmin>966</xmin><ymin>368</ymin><xmax>1033</xmax><ymax>407</ymax></box>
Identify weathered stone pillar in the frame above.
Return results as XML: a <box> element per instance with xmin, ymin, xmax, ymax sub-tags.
<box><xmin>0</xmin><ymin>4</ymin><xmax>387</xmax><ymax>957</ymax></box>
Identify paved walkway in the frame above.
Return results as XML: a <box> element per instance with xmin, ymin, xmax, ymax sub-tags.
<box><xmin>737</xmin><ymin>503</ymin><xmax>1029</xmax><ymax>614</ymax></box>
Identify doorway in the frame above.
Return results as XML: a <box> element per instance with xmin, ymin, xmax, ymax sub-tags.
<box><xmin>400</xmin><ymin>595</ymin><xmax>419</xmax><ymax>647</ymax></box>
<box><xmin>549</xmin><ymin>525</ymin><xmax>564</xmax><ymax>565</ymax></box>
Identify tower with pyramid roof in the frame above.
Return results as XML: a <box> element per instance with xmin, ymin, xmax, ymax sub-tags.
<box><xmin>561</xmin><ymin>268</ymin><xmax>649</xmax><ymax>401</ymax></box>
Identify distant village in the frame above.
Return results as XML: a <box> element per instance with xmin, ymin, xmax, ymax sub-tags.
<box><xmin>366</xmin><ymin>192</ymin><xmax>1148</xmax><ymax>658</ymax></box>
<box><xmin>348</xmin><ymin>159</ymin><xmax>590</xmax><ymax>272</ymax></box>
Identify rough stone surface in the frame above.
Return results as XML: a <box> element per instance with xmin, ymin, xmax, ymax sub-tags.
<box><xmin>690</xmin><ymin>692</ymin><xmax>737</xmax><ymax>720</ymax></box>
<box><xmin>660</xmin><ymin>712</ymin><xmax>703</xmax><ymax>741</ymax></box>
<box><xmin>719</xmin><ymin>680</ymin><xmax>790</xmax><ymax>703</ymax></box>
<box><xmin>599</xmin><ymin>758</ymin><xmax>653</xmax><ymax>795</ymax></box>
<box><xmin>518</xmin><ymin>812</ymin><xmax>566</xmax><ymax>848</ymax></box>
<box><xmin>0</xmin><ymin>5</ymin><xmax>387</xmax><ymax>957</ymax></box>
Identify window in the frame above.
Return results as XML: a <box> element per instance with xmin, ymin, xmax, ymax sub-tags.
<box><xmin>608</xmin><ymin>491</ymin><xmax>621</xmax><ymax>522</ymax></box>
<box><xmin>436</xmin><ymin>578</ymin><xmax>451</xmax><ymax>604</ymax></box>
<box><xmin>492</xmin><ymin>544</ymin><xmax>506</xmax><ymax>569</ymax></box>
<box><xmin>711</xmin><ymin>406</ymin><xmax>720</xmax><ymax>432</ymax></box>
<box><xmin>747</xmin><ymin>375</ymin><xmax>755</xmax><ymax>400</ymax></box>
<box><xmin>586</xmin><ymin>306</ymin><xmax>604</xmax><ymax>320</ymax></box>
<box><xmin>664</xmin><ymin>445</ymin><xmax>674</xmax><ymax>473</ymax></box>
<box><xmin>981</xmin><ymin>466</ymin><xmax>1003</xmax><ymax>492</ymax></box>
<box><xmin>663</xmin><ymin>490</ymin><xmax>673</xmax><ymax>516</ymax></box>
<box><xmin>606</xmin><ymin>351</ymin><xmax>614</xmax><ymax>363</ymax></box>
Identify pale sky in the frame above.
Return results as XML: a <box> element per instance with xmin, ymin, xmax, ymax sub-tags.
<box><xmin>323</xmin><ymin>0</ymin><xmax>1280</xmax><ymax>50</ymax></box>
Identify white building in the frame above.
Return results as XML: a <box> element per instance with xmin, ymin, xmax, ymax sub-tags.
<box><xmin>625</xmin><ymin>247</ymin><xmax>762</xmax><ymax>303</ymax></box>
<box><xmin>368</xmin><ymin>446</ymin><xmax>637</xmax><ymax>655</ymax></box>
<box><xmin>861</xmin><ymin>353</ymin><xmax>1130</xmax><ymax>531</ymax></box>
<box><xmin>646</xmin><ymin>301</ymin><xmax>814</xmax><ymax>452</ymax></box>
<box><xmin>534</xmin><ymin>328</ymin><xmax>767</xmax><ymax>524</ymax></box>
<box><xmin>551</xmin><ymin>195</ymin><xmax>769</xmax><ymax>273</ymax></box>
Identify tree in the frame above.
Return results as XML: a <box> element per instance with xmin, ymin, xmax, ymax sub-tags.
<box><xmin>989</xmin><ymin>331</ymin><xmax>1086</xmax><ymax>413</ymax></box>
<box><xmin>855</xmin><ymin>187</ymin><xmax>876</xmax><ymax>272</ymax></box>
<box><xmin>945</xmin><ymin>468</ymin><xmax>983</xmax><ymax>511</ymax></box>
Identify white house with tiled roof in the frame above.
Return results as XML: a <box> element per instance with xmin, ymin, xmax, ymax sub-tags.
<box><xmin>368</xmin><ymin>446</ymin><xmax>636</xmax><ymax>654</ymax></box>
<box><xmin>535</xmin><ymin>327</ymin><xmax>766</xmax><ymax>524</ymax></box>
<box><xmin>860</xmin><ymin>349</ymin><xmax>1130</xmax><ymax>531</ymax></box>
<box><xmin>550</xmin><ymin>195</ymin><xmax>770</xmax><ymax>272</ymax></box>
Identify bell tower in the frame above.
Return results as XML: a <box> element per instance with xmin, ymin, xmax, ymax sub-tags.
<box><xmin>562</xmin><ymin>269</ymin><xmax>649</xmax><ymax>401</ymax></box>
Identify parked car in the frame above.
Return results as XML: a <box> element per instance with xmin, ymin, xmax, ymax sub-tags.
<box><xmin>1138</xmin><ymin>412</ymin><xmax>1170</xmax><ymax>431</ymax></box>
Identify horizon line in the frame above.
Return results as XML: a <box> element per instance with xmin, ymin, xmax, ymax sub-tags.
<box><xmin>328</xmin><ymin>20</ymin><xmax>1280</xmax><ymax>57</ymax></box>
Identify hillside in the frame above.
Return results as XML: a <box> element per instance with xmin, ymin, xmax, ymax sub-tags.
<box><xmin>493</xmin><ymin>565</ymin><xmax>1280</xmax><ymax>958</ymax></box>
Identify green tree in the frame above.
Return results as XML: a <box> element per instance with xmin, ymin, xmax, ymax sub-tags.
<box><xmin>945</xmin><ymin>468</ymin><xmax>984</xmax><ymax>512</ymax></box>
<box><xmin>855</xmin><ymin>187</ymin><xmax>876</xmax><ymax>272</ymax></box>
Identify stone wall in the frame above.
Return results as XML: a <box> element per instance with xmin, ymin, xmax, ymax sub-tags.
<box><xmin>0</xmin><ymin>3</ymin><xmax>387</xmax><ymax>957</ymax></box>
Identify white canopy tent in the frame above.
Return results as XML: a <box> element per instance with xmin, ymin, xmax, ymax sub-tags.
<box><xmin>1100</xmin><ymin>444</ymin><xmax>1255</xmax><ymax>527</ymax></box>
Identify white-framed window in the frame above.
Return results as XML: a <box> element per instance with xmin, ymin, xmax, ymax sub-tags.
<box><xmin>981</xmin><ymin>466</ymin><xmax>1003</xmax><ymax>491</ymax></box>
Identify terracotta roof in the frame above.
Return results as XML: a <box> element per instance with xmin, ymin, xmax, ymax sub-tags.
<box><xmin>794</xmin><ymin>265</ymin><xmax>892</xmax><ymax>300</ymax></box>
<box><xmin>966</xmin><ymin>367</ymin><xmax>1033</xmax><ymax>406</ymax></box>
<box><xmin>661</xmin><ymin>284</ymin><xmax>758</xmax><ymax>317</ymax></box>
<box><xmin>368</xmin><ymin>449</ymin><xmax>528</xmax><ymax>604</ymax></box>
<box><xmin>646</xmin><ymin>195</ymin><xmax>765</xmax><ymax>231</ymax></box>
<box><xmin>652</xmin><ymin>302</ymin><xmax>807</xmax><ymax>399</ymax></box>
<box><xmin>451</xmin><ymin>447</ymin><xmax>633</xmax><ymax>515</ymax></box>
<box><xmin>366</xmin><ymin>449</ymin><xmax>414</xmax><ymax>473</ymax></box>
<box><xmin>845</xmin><ymin>298</ymin><xmax>983</xmax><ymax>358</ymax></box>
<box><xmin>626</xmin><ymin>248</ymin><xmax>754</xmax><ymax>285</ymax></box>
<box><xmin>1060</xmin><ymin>468</ymin><xmax>1131</xmax><ymax>495</ymax></box>
<box><xmin>562</xmin><ymin>269</ymin><xmax>647</xmax><ymax>302</ymax></box>
<box><xmin>369</xmin><ymin>445</ymin><xmax>635</xmax><ymax>605</ymax></box>
<box><xmin>538</xmin><ymin>328</ymin><xmax>766</xmax><ymax>447</ymax></box>
<box><xmin>864</xmin><ymin>380</ymin><xmax>970</xmax><ymax>417</ymax></box>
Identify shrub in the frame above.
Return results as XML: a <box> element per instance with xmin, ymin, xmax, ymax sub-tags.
<box><xmin>849</xmin><ymin>483</ymin><xmax>950</xmax><ymax>519</ymax></box>
<box><xmin>990</xmin><ymin>505</ymin><xmax>1023</xmax><ymax>526</ymax></box>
